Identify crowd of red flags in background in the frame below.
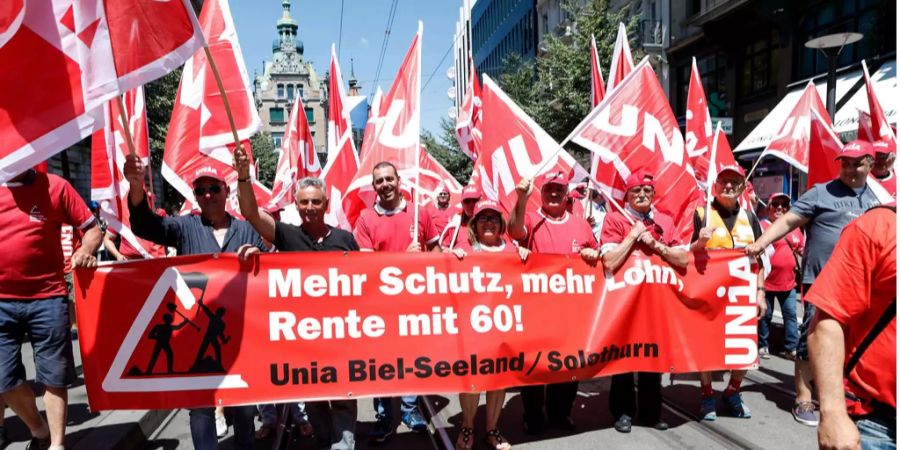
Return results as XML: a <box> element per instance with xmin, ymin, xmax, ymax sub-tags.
<box><xmin>1</xmin><ymin>1</ymin><xmax>895</xmax><ymax>250</ymax></box>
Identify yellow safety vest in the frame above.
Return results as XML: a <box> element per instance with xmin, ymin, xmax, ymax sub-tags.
<box><xmin>696</xmin><ymin>206</ymin><xmax>756</xmax><ymax>249</ymax></box>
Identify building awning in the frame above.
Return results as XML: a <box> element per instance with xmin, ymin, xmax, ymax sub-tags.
<box><xmin>734</xmin><ymin>60</ymin><xmax>897</xmax><ymax>153</ymax></box>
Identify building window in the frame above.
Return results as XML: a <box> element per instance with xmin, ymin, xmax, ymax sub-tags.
<box><xmin>298</xmin><ymin>85</ymin><xmax>304</xmax><ymax>99</ymax></box>
<box><xmin>676</xmin><ymin>51</ymin><xmax>730</xmax><ymax>117</ymax></box>
<box><xmin>305</xmin><ymin>107</ymin><xmax>315</xmax><ymax>124</ymax></box>
<box><xmin>287</xmin><ymin>84</ymin><xmax>295</xmax><ymax>100</ymax></box>
<box><xmin>269</xmin><ymin>107</ymin><xmax>285</xmax><ymax>123</ymax></box>
<box><xmin>277</xmin><ymin>84</ymin><xmax>285</xmax><ymax>98</ymax></box>
<box><xmin>796</xmin><ymin>0</ymin><xmax>895</xmax><ymax>79</ymax></box>
<box><xmin>272</xmin><ymin>132</ymin><xmax>284</xmax><ymax>148</ymax></box>
<box><xmin>740</xmin><ymin>31</ymin><xmax>778</xmax><ymax>98</ymax></box>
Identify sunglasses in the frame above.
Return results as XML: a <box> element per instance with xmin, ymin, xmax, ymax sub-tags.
<box><xmin>194</xmin><ymin>185</ymin><xmax>223</xmax><ymax>196</ymax></box>
<box><xmin>770</xmin><ymin>202</ymin><xmax>789</xmax><ymax>209</ymax></box>
<box><xmin>476</xmin><ymin>214</ymin><xmax>502</xmax><ymax>223</ymax></box>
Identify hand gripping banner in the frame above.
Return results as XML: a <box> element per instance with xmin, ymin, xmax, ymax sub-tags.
<box><xmin>74</xmin><ymin>250</ymin><xmax>759</xmax><ymax>410</ymax></box>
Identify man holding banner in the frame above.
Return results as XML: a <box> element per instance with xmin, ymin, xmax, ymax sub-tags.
<box><xmin>508</xmin><ymin>171</ymin><xmax>598</xmax><ymax>434</ymax></box>
<box><xmin>691</xmin><ymin>164</ymin><xmax>765</xmax><ymax>421</ymax></box>
<box><xmin>747</xmin><ymin>140</ymin><xmax>882</xmax><ymax>427</ymax></box>
<box><xmin>234</xmin><ymin>148</ymin><xmax>359</xmax><ymax>450</ymax></box>
<box><xmin>597</xmin><ymin>170</ymin><xmax>687</xmax><ymax>433</ymax></box>
<box><xmin>0</xmin><ymin>169</ymin><xmax>101</xmax><ymax>450</ymax></box>
<box><xmin>124</xmin><ymin>154</ymin><xmax>266</xmax><ymax>450</ymax></box>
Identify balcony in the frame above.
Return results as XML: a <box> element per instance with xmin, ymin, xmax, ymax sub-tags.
<box><xmin>640</xmin><ymin>20</ymin><xmax>664</xmax><ymax>48</ymax></box>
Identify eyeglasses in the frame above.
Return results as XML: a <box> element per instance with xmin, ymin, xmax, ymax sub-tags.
<box><xmin>716</xmin><ymin>178</ymin><xmax>744</xmax><ymax>187</ymax></box>
<box><xmin>476</xmin><ymin>214</ymin><xmax>502</xmax><ymax>223</ymax></box>
<box><xmin>628</xmin><ymin>186</ymin><xmax>654</xmax><ymax>195</ymax></box>
<box><xmin>194</xmin><ymin>185</ymin><xmax>223</xmax><ymax>196</ymax></box>
<box><xmin>462</xmin><ymin>199</ymin><xmax>479</xmax><ymax>204</ymax></box>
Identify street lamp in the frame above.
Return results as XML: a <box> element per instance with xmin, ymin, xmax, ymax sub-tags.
<box><xmin>804</xmin><ymin>32</ymin><xmax>863</xmax><ymax>122</ymax></box>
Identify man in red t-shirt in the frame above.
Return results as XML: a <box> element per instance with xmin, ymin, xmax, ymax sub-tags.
<box><xmin>429</xmin><ymin>185</ymin><xmax>457</xmax><ymax>237</ymax></box>
<box><xmin>594</xmin><ymin>170</ymin><xmax>686</xmax><ymax>433</ymax></box>
<box><xmin>352</xmin><ymin>161</ymin><xmax>438</xmax><ymax>442</ymax></box>
<box><xmin>871</xmin><ymin>139</ymin><xmax>896</xmax><ymax>200</ymax></box>
<box><xmin>508</xmin><ymin>170</ymin><xmax>598</xmax><ymax>434</ymax></box>
<box><xmin>440</xmin><ymin>185</ymin><xmax>480</xmax><ymax>251</ymax></box>
<box><xmin>807</xmin><ymin>206</ymin><xmax>896</xmax><ymax>450</ymax></box>
<box><xmin>758</xmin><ymin>193</ymin><xmax>804</xmax><ymax>360</ymax></box>
<box><xmin>0</xmin><ymin>169</ymin><xmax>101</xmax><ymax>449</ymax></box>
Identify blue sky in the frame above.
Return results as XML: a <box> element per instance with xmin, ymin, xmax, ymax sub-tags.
<box><xmin>231</xmin><ymin>0</ymin><xmax>462</xmax><ymax>138</ymax></box>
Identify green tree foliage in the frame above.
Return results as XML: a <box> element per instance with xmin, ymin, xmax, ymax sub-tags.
<box><xmin>144</xmin><ymin>69</ymin><xmax>182</xmax><ymax>209</ymax></box>
<box><xmin>421</xmin><ymin>117</ymin><xmax>473</xmax><ymax>185</ymax></box>
<box><xmin>250</xmin><ymin>131</ymin><xmax>278</xmax><ymax>188</ymax></box>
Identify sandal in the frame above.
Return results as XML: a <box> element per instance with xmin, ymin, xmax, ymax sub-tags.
<box><xmin>456</xmin><ymin>426</ymin><xmax>474</xmax><ymax>450</ymax></box>
<box><xmin>485</xmin><ymin>428</ymin><xmax>511</xmax><ymax>450</ymax></box>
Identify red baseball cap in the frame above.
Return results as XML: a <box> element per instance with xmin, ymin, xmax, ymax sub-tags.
<box><xmin>767</xmin><ymin>192</ymin><xmax>790</xmax><ymax>204</ymax></box>
<box><xmin>835</xmin><ymin>140</ymin><xmax>876</xmax><ymax>160</ymax></box>
<box><xmin>873</xmin><ymin>139</ymin><xmax>897</xmax><ymax>155</ymax></box>
<box><xmin>461</xmin><ymin>185</ymin><xmax>482</xmax><ymax>201</ymax></box>
<box><xmin>624</xmin><ymin>170</ymin><xmax>655</xmax><ymax>191</ymax></box>
<box><xmin>540</xmin><ymin>170</ymin><xmax>571</xmax><ymax>188</ymax></box>
<box><xmin>473</xmin><ymin>199</ymin><xmax>503</xmax><ymax>217</ymax></box>
<box><xmin>717</xmin><ymin>164</ymin><xmax>746</xmax><ymax>177</ymax></box>
<box><xmin>191</xmin><ymin>166</ymin><xmax>227</xmax><ymax>185</ymax></box>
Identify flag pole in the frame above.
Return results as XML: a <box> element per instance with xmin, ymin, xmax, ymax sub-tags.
<box><xmin>704</xmin><ymin>124</ymin><xmax>723</xmax><ymax>228</ymax></box>
<box><xmin>744</xmin><ymin>151</ymin><xmax>765</xmax><ymax>184</ymax></box>
<box><xmin>203</xmin><ymin>47</ymin><xmax>243</xmax><ymax>150</ymax></box>
<box><xmin>115</xmin><ymin>96</ymin><xmax>138</xmax><ymax>158</ymax></box>
<box><xmin>411</xmin><ymin>21</ymin><xmax>424</xmax><ymax>246</ymax></box>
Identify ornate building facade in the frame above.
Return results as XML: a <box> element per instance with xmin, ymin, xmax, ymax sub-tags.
<box><xmin>253</xmin><ymin>0</ymin><xmax>327</xmax><ymax>159</ymax></box>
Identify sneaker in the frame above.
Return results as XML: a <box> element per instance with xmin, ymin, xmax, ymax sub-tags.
<box><xmin>792</xmin><ymin>401</ymin><xmax>819</xmax><ymax>426</ymax></box>
<box><xmin>723</xmin><ymin>391</ymin><xmax>752</xmax><ymax>418</ymax></box>
<box><xmin>759</xmin><ymin>347</ymin><xmax>770</xmax><ymax>359</ymax></box>
<box><xmin>215</xmin><ymin>413</ymin><xmax>227</xmax><ymax>438</ymax></box>
<box><xmin>25</xmin><ymin>436</ymin><xmax>50</xmax><ymax>450</ymax></box>
<box><xmin>614</xmin><ymin>414</ymin><xmax>632</xmax><ymax>433</ymax></box>
<box><xmin>368</xmin><ymin>418</ymin><xmax>393</xmax><ymax>443</ymax></box>
<box><xmin>401</xmin><ymin>409</ymin><xmax>428</xmax><ymax>432</ymax></box>
<box><xmin>779</xmin><ymin>350</ymin><xmax>797</xmax><ymax>361</ymax></box>
<box><xmin>700</xmin><ymin>396</ymin><xmax>717</xmax><ymax>421</ymax></box>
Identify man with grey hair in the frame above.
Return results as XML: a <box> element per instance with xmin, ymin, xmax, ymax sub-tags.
<box><xmin>235</xmin><ymin>148</ymin><xmax>359</xmax><ymax>449</ymax></box>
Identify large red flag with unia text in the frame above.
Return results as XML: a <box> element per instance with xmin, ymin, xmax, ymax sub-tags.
<box><xmin>606</xmin><ymin>22</ymin><xmax>634</xmax><ymax>93</ymax></box>
<box><xmin>268</xmin><ymin>95</ymin><xmax>321</xmax><ymax>211</ymax></box>
<box><xmin>455</xmin><ymin>57</ymin><xmax>483</xmax><ymax>161</ymax></box>
<box><xmin>474</xmin><ymin>75</ymin><xmax>588</xmax><ymax>213</ymax></box>
<box><xmin>0</xmin><ymin>0</ymin><xmax>204</xmax><ymax>183</ymax></box>
<box><xmin>162</xmin><ymin>0</ymin><xmax>269</xmax><ymax>216</ymax></box>
<box><xmin>758</xmin><ymin>82</ymin><xmax>830</xmax><ymax>172</ymax></box>
<box><xmin>571</xmin><ymin>60</ymin><xmax>702</xmax><ymax>244</ymax></box>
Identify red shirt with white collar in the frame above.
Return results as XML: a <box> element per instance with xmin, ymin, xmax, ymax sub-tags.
<box><xmin>0</xmin><ymin>172</ymin><xmax>95</xmax><ymax>299</ymax></box>
<box><xmin>354</xmin><ymin>200</ymin><xmax>439</xmax><ymax>251</ymax></box>
<box><xmin>873</xmin><ymin>170</ymin><xmax>896</xmax><ymax>200</ymax></box>
<box><xmin>520</xmin><ymin>209</ymin><xmax>597</xmax><ymax>254</ymax></box>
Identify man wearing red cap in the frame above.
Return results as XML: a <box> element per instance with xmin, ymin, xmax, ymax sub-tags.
<box><xmin>691</xmin><ymin>163</ymin><xmax>766</xmax><ymax>421</ymax></box>
<box><xmin>871</xmin><ymin>139</ymin><xmax>896</xmax><ymax>199</ymax></box>
<box><xmin>595</xmin><ymin>170</ymin><xmax>687</xmax><ymax>433</ymax></box>
<box><xmin>508</xmin><ymin>170</ymin><xmax>598</xmax><ymax>434</ymax></box>
<box><xmin>125</xmin><ymin>155</ymin><xmax>267</xmax><ymax>450</ymax></box>
<box><xmin>758</xmin><ymin>193</ymin><xmax>804</xmax><ymax>361</ymax></box>
<box><xmin>747</xmin><ymin>139</ymin><xmax>882</xmax><ymax>427</ymax></box>
<box><xmin>440</xmin><ymin>185</ymin><xmax>481</xmax><ymax>251</ymax></box>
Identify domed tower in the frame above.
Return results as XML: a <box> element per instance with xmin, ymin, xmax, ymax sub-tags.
<box><xmin>273</xmin><ymin>0</ymin><xmax>303</xmax><ymax>56</ymax></box>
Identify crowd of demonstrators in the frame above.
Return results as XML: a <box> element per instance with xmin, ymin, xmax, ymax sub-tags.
<box><xmin>690</xmin><ymin>164</ymin><xmax>766</xmax><ymax>421</ymax></box>
<box><xmin>807</xmin><ymin>206</ymin><xmax>895</xmax><ymax>450</ymax></box>
<box><xmin>234</xmin><ymin>147</ymin><xmax>359</xmax><ymax>450</ymax></box>
<box><xmin>592</xmin><ymin>170</ymin><xmax>687</xmax><ymax>433</ymax></box>
<box><xmin>353</xmin><ymin>162</ymin><xmax>439</xmax><ymax>443</ymax></box>
<box><xmin>508</xmin><ymin>171</ymin><xmax>599</xmax><ymax>435</ymax></box>
<box><xmin>758</xmin><ymin>193</ymin><xmax>804</xmax><ymax>361</ymax></box>
<box><xmin>124</xmin><ymin>153</ymin><xmax>265</xmax><ymax>450</ymax></box>
<box><xmin>448</xmin><ymin>199</ymin><xmax>520</xmax><ymax>450</ymax></box>
<box><xmin>0</xmin><ymin>168</ymin><xmax>101</xmax><ymax>450</ymax></box>
<box><xmin>747</xmin><ymin>139</ymin><xmax>882</xmax><ymax>427</ymax></box>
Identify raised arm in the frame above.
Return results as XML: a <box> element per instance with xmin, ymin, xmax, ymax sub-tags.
<box><xmin>124</xmin><ymin>154</ymin><xmax>181</xmax><ymax>247</ymax></box>
<box><xmin>233</xmin><ymin>146</ymin><xmax>276</xmax><ymax>243</ymax></box>
<box><xmin>507</xmin><ymin>178</ymin><xmax>533</xmax><ymax>242</ymax></box>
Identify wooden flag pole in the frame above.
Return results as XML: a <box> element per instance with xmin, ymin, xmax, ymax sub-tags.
<box><xmin>115</xmin><ymin>96</ymin><xmax>138</xmax><ymax>158</ymax></box>
<box><xmin>203</xmin><ymin>46</ymin><xmax>242</xmax><ymax>150</ymax></box>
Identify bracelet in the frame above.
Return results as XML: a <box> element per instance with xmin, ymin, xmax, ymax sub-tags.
<box><xmin>757</xmin><ymin>287</ymin><xmax>766</xmax><ymax>291</ymax></box>
<box><xmin>237</xmin><ymin>178</ymin><xmax>250</xmax><ymax>183</ymax></box>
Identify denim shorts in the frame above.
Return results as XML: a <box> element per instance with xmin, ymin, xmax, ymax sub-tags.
<box><xmin>796</xmin><ymin>285</ymin><xmax>816</xmax><ymax>361</ymax></box>
<box><xmin>0</xmin><ymin>297</ymin><xmax>76</xmax><ymax>392</ymax></box>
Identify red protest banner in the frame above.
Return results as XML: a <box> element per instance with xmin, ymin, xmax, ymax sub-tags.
<box><xmin>74</xmin><ymin>250</ymin><xmax>758</xmax><ymax>411</ymax></box>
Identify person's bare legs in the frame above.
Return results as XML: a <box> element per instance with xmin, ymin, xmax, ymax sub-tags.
<box><xmin>44</xmin><ymin>386</ymin><xmax>67</xmax><ymax>446</ymax></box>
<box><xmin>458</xmin><ymin>393</ymin><xmax>479</xmax><ymax>449</ymax></box>
<box><xmin>484</xmin><ymin>390</ymin><xmax>506</xmax><ymax>431</ymax></box>
<box><xmin>795</xmin><ymin>360</ymin><xmax>814</xmax><ymax>403</ymax></box>
<box><xmin>2</xmin><ymin>384</ymin><xmax>49</xmax><ymax>438</ymax></box>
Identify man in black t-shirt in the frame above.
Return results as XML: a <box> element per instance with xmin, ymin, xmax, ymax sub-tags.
<box><xmin>234</xmin><ymin>148</ymin><xmax>358</xmax><ymax>449</ymax></box>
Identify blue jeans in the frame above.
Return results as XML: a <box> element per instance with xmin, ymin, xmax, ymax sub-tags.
<box><xmin>858</xmin><ymin>415</ymin><xmax>896</xmax><ymax>450</ymax></box>
<box><xmin>797</xmin><ymin>294</ymin><xmax>816</xmax><ymax>360</ymax></box>
<box><xmin>0</xmin><ymin>297</ymin><xmax>75</xmax><ymax>392</ymax></box>
<box><xmin>189</xmin><ymin>406</ymin><xmax>256</xmax><ymax>450</ymax></box>
<box><xmin>373</xmin><ymin>396</ymin><xmax>419</xmax><ymax>422</ymax></box>
<box><xmin>758</xmin><ymin>290</ymin><xmax>799</xmax><ymax>351</ymax></box>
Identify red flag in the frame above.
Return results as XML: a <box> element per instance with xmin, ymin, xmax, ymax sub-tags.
<box><xmin>90</xmin><ymin>98</ymin><xmax>154</xmax><ymax>258</ymax></box>
<box><xmin>162</xmin><ymin>0</ymin><xmax>269</xmax><ymax>217</ymax></box>
<box><xmin>268</xmin><ymin>96</ymin><xmax>321</xmax><ymax>210</ymax></box>
<box><xmin>344</xmin><ymin>22</ymin><xmax>423</xmax><ymax>224</ymax></box>
<box><xmin>413</xmin><ymin>146</ymin><xmax>464</xmax><ymax>206</ymax></box>
<box><xmin>590</xmin><ymin>34</ymin><xmax>606</xmax><ymax>107</ymax></box>
<box><xmin>474</xmin><ymin>75</ymin><xmax>588</xmax><ymax>213</ymax></box>
<box><xmin>571</xmin><ymin>60</ymin><xmax>702</xmax><ymax>244</ymax></box>
<box><xmin>861</xmin><ymin>60</ymin><xmax>896</xmax><ymax>143</ymax></box>
<box><xmin>0</xmin><ymin>0</ymin><xmax>203</xmax><ymax>183</ymax></box>
<box><xmin>358</xmin><ymin>87</ymin><xmax>384</xmax><ymax>162</ymax></box>
<box><xmin>807</xmin><ymin>109</ymin><xmax>845</xmax><ymax>189</ymax></box>
<box><xmin>606</xmin><ymin>22</ymin><xmax>634</xmax><ymax>93</ymax></box>
<box><xmin>455</xmin><ymin>57</ymin><xmax>483</xmax><ymax>160</ymax></box>
<box><xmin>685</xmin><ymin>57</ymin><xmax>715</xmax><ymax>183</ymax></box>
<box><xmin>858</xmin><ymin>109</ymin><xmax>875</xmax><ymax>142</ymax></box>
<box><xmin>759</xmin><ymin>82</ymin><xmax>830</xmax><ymax>171</ymax></box>
<box><xmin>327</xmin><ymin>44</ymin><xmax>358</xmax><ymax>164</ymax></box>
<box><xmin>122</xmin><ymin>87</ymin><xmax>150</xmax><ymax>162</ymax></box>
